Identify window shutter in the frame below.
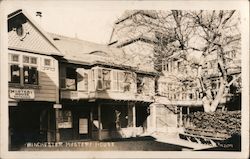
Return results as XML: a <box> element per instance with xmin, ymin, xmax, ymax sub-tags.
<box><xmin>112</xmin><ymin>70</ymin><xmax>118</xmax><ymax>91</ymax></box>
<box><xmin>118</xmin><ymin>72</ymin><xmax>124</xmax><ymax>92</ymax></box>
<box><xmin>88</xmin><ymin>69</ymin><xmax>95</xmax><ymax>91</ymax></box>
<box><xmin>103</xmin><ymin>69</ymin><xmax>111</xmax><ymax>90</ymax></box>
<box><xmin>96</xmin><ymin>69</ymin><xmax>103</xmax><ymax>90</ymax></box>
<box><xmin>76</xmin><ymin>68</ymin><xmax>88</xmax><ymax>91</ymax></box>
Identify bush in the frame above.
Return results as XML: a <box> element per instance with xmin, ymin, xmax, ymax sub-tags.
<box><xmin>184</xmin><ymin>110</ymin><xmax>241</xmax><ymax>136</ymax></box>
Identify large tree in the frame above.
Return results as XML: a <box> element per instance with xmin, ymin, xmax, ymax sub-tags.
<box><xmin>113</xmin><ymin>10</ymin><xmax>241</xmax><ymax>112</ymax></box>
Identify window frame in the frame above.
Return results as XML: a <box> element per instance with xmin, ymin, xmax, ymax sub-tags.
<box><xmin>9</xmin><ymin>53</ymin><xmax>39</xmax><ymax>86</ymax></box>
<box><xmin>103</xmin><ymin>69</ymin><xmax>111</xmax><ymax>90</ymax></box>
<box><xmin>65</xmin><ymin>67</ymin><xmax>77</xmax><ymax>90</ymax></box>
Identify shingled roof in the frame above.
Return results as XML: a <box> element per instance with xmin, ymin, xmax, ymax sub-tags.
<box><xmin>49</xmin><ymin>33</ymin><xmax>157</xmax><ymax>74</ymax></box>
<box><xmin>8</xmin><ymin>9</ymin><xmax>63</xmax><ymax>56</ymax></box>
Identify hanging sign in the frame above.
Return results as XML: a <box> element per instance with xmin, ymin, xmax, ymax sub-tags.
<box><xmin>9</xmin><ymin>88</ymin><xmax>35</xmax><ymax>99</ymax></box>
<box><xmin>53</xmin><ymin>104</ymin><xmax>62</xmax><ymax>109</ymax></box>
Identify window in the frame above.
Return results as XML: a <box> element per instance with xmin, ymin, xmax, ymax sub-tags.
<box><xmin>23</xmin><ymin>66</ymin><xmax>38</xmax><ymax>85</ymax></box>
<box><xmin>112</xmin><ymin>70</ymin><xmax>119</xmax><ymax>91</ymax></box>
<box><xmin>10</xmin><ymin>65</ymin><xmax>20</xmax><ymax>83</ymax></box>
<box><xmin>16</xmin><ymin>24</ymin><xmax>24</xmax><ymax>37</ymax></box>
<box><xmin>96</xmin><ymin>69</ymin><xmax>103</xmax><ymax>90</ymax></box>
<box><xmin>9</xmin><ymin>54</ymin><xmax>38</xmax><ymax>85</ymax></box>
<box><xmin>124</xmin><ymin>72</ymin><xmax>133</xmax><ymax>92</ymax></box>
<box><xmin>112</xmin><ymin>70</ymin><xmax>126</xmax><ymax>92</ymax></box>
<box><xmin>44</xmin><ymin>59</ymin><xmax>51</xmax><ymax>66</ymax></box>
<box><xmin>65</xmin><ymin>67</ymin><xmax>77</xmax><ymax>90</ymax></box>
<box><xmin>23</xmin><ymin>56</ymin><xmax>29</xmax><ymax>63</ymax></box>
<box><xmin>75</xmin><ymin>68</ymin><xmax>88</xmax><ymax>91</ymax></box>
<box><xmin>30</xmin><ymin>57</ymin><xmax>37</xmax><ymax>64</ymax></box>
<box><xmin>103</xmin><ymin>69</ymin><xmax>111</xmax><ymax>90</ymax></box>
<box><xmin>11</xmin><ymin>54</ymin><xmax>19</xmax><ymax>62</ymax></box>
<box><xmin>58</xmin><ymin>110</ymin><xmax>72</xmax><ymax>129</ymax></box>
<box><xmin>80</xmin><ymin>72</ymin><xmax>88</xmax><ymax>91</ymax></box>
<box><xmin>9</xmin><ymin>54</ymin><xmax>20</xmax><ymax>83</ymax></box>
<box><xmin>118</xmin><ymin>72</ymin><xmax>125</xmax><ymax>91</ymax></box>
<box><xmin>23</xmin><ymin>56</ymin><xmax>38</xmax><ymax>85</ymax></box>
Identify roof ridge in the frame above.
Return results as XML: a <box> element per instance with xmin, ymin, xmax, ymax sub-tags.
<box><xmin>48</xmin><ymin>32</ymin><xmax>110</xmax><ymax>47</ymax></box>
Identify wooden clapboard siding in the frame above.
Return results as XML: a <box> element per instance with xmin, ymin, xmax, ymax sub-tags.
<box><xmin>35</xmin><ymin>59</ymin><xmax>58</xmax><ymax>101</ymax></box>
<box><xmin>8</xmin><ymin>14</ymin><xmax>60</xmax><ymax>55</ymax></box>
<box><xmin>8</xmin><ymin>50</ymin><xmax>59</xmax><ymax>102</ymax></box>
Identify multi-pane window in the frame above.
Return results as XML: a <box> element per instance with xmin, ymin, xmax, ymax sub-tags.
<box><xmin>9</xmin><ymin>54</ymin><xmax>38</xmax><ymax>85</ymax></box>
<box><xmin>112</xmin><ymin>70</ymin><xmax>129</xmax><ymax>92</ymax></box>
<box><xmin>23</xmin><ymin>56</ymin><xmax>38</xmax><ymax>85</ymax></box>
<box><xmin>124</xmin><ymin>72</ymin><xmax>133</xmax><ymax>92</ymax></box>
<box><xmin>103</xmin><ymin>69</ymin><xmax>111</xmax><ymax>90</ymax></box>
<box><xmin>58</xmin><ymin>110</ymin><xmax>72</xmax><ymax>129</ymax></box>
<box><xmin>10</xmin><ymin>65</ymin><xmax>20</xmax><ymax>83</ymax></box>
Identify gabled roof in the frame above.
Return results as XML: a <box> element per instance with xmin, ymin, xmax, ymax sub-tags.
<box><xmin>115</xmin><ymin>10</ymin><xmax>157</xmax><ymax>25</ymax></box>
<box><xmin>49</xmin><ymin>33</ymin><xmax>121</xmax><ymax>55</ymax></box>
<box><xmin>49</xmin><ymin>33</ymin><xmax>157</xmax><ymax>74</ymax></box>
<box><xmin>8</xmin><ymin>9</ymin><xmax>63</xmax><ymax>56</ymax></box>
<box><xmin>116</xmin><ymin>35</ymin><xmax>157</xmax><ymax>48</ymax></box>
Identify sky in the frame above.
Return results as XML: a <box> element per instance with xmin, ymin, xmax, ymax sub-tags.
<box><xmin>5</xmin><ymin>1</ymin><xmax>127</xmax><ymax>44</ymax></box>
<box><xmin>4</xmin><ymin>0</ymin><xmax>246</xmax><ymax>44</ymax></box>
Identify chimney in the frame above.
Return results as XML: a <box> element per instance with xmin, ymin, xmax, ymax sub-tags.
<box><xmin>36</xmin><ymin>11</ymin><xmax>43</xmax><ymax>27</ymax></box>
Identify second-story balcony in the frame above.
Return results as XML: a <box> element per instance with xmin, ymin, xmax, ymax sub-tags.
<box><xmin>60</xmin><ymin>66</ymin><xmax>155</xmax><ymax>103</ymax></box>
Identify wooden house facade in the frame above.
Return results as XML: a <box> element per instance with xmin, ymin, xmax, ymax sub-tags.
<box><xmin>50</xmin><ymin>33</ymin><xmax>157</xmax><ymax>141</ymax></box>
<box><xmin>8</xmin><ymin>10</ymin><xmax>63</xmax><ymax>147</ymax></box>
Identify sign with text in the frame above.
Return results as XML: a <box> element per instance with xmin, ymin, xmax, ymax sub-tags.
<box><xmin>53</xmin><ymin>104</ymin><xmax>62</xmax><ymax>109</ymax></box>
<box><xmin>79</xmin><ymin>118</ymin><xmax>88</xmax><ymax>134</ymax></box>
<box><xmin>9</xmin><ymin>88</ymin><xmax>35</xmax><ymax>99</ymax></box>
<box><xmin>58</xmin><ymin>122</ymin><xmax>72</xmax><ymax>129</ymax></box>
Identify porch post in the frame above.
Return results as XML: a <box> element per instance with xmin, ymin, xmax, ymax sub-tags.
<box><xmin>179</xmin><ymin>106</ymin><xmax>183</xmax><ymax>127</ymax></box>
<box><xmin>98</xmin><ymin>103</ymin><xmax>102</xmax><ymax>140</ymax></box>
<box><xmin>47</xmin><ymin>107</ymin><xmax>52</xmax><ymax>142</ymax></box>
<box><xmin>90</xmin><ymin>107</ymin><xmax>93</xmax><ymax>139</ymax></box>
<box><xmin>187</xmin><ymin>107</ymin><xmax>190</xmax><ymax>127</ymax></box>
<box><xmin>55</xmin><ymin>108</ymin><xmax>60</xmax><ymax>142</ymax></box>
<box><xmin>152</xmin><ymin>104</ymin><xmax>156</xmax><ymax>132</ymax></box>
<box><xmin>132</xmin><ymin>103</ymin><xmax>136</xmax><ymax>128</ymax></box>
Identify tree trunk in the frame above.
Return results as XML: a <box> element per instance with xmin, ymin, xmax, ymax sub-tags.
<box><xmin>198</xmin><ymin>53</ymin><xmax>227</xmax><ymax>112</ymax></box>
